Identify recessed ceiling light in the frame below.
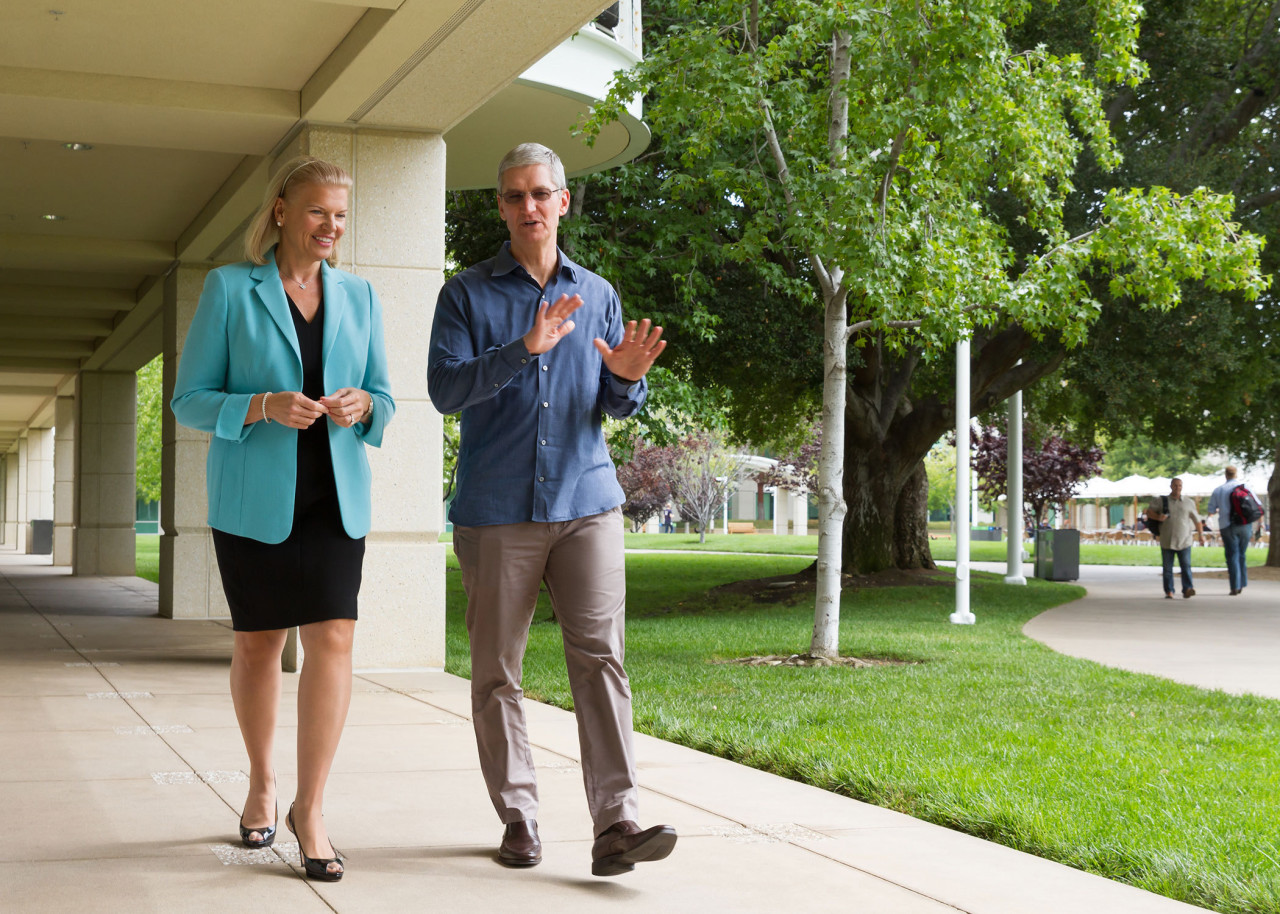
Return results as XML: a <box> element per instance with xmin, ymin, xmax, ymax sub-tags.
<box><xmin>62</xmin><ymin>142</ymin><xmax>93</xmax><ymax>151</ymax></box>
<box><xmin>42</xmin><ymin>214</ymin><xmax>66</xmax><ymax>221</ymax></box>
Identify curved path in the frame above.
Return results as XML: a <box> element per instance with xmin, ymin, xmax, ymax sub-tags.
<box><xmin>1015</xmin><ymin>562</ymin><xmax>1280</xmax><ymax>699</ymax></box>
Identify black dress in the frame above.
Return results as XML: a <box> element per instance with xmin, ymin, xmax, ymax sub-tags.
<box><xmin>211</xmin><ymin>293</ymin><xmax>365</xmax><ymax>632</ymax></box>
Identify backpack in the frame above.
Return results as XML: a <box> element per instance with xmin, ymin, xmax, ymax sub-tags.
<box><xmin>1229</xmin><ymin>484</ymin><xmax>1263</xmax><ymax>526</ymax></box>
<box><xmin>1145</xmin><ymin>496</ymin><xmax>1168</xmax><ymax>536</ymax></box>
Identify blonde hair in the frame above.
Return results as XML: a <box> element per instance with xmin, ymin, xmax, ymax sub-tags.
<box><xmin>244</xmin><ymin>156</ymin><xmax>354</xmax><ymax>266</ymax></box>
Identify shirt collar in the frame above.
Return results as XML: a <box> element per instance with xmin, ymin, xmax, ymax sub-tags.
<box><xmin>492</xmin><ymin>241</ymin><xmax>581</xmax><ymax>282</ymax></box>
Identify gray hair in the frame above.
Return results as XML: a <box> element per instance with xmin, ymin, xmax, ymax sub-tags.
<box><xmin>496</xmin><ymin>143</ymin><xmax>566</xmax><ymax>193</ymax></box>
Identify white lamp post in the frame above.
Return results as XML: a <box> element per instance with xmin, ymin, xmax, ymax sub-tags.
<box><xmin>952</xmin><ymin>337</ymin><xmax>975</xmax><ymax>624</ymax></box>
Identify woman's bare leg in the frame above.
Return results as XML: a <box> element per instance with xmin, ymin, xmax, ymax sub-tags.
<box><xmin>230</xmin><ymin>629</ymin><xmax>288</xmax><ymax>835</ymax></box>
<box><xmin>292</xmin><ymin>618</ymin><xmax>355</xmax><ymax>874</ymax></box>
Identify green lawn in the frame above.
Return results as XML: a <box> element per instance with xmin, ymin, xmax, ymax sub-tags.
<box><xmin>621</xmin><ymin>531</ymin><xmax>1269</xmax><ymax>569</ymax></box>
<box><xmin>444</xmin><ymin>550</ymin><xmax>1279</xmax><ymax>914</ymax></box>
<box><xmin>137</xmin><ymin>534</ymin><xmax>159</xmax><ymax>583</ymax></box>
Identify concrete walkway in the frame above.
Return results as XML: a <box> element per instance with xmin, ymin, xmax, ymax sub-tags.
<box><xmin>1018</xmin><ymin>560</ymin><xmax>1280</xmax><ymax>700</ymax></box>
<box><xmin>1</xmin><ymin>551</ymin><xmax>1219</xmax><ymax>913</ymax></box>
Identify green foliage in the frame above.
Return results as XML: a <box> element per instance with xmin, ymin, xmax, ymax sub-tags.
<box><xmin>925</xmin><ymin>441</ymin><xmax>957</xmax><ymax>513</ymax></box>
<box><xmin>1098</xmin><ymin>433</ymin><xmax>1217</xmax><ymax>479</ymax></box>
<box><xmin>441</xmin><ymin>412</ymin><xmax>459</xmax><ymax>499</ymax></box>
<box><xmin>135</xmin><ymin>355</ymin><xmax>162</xmax><ymax>503</ymax></box>
<box><xmin>588</xmin><ymin>1</ymin><xmax>1266</xmax><ymax>364</ymax></box>
<box><xmin>1024</xmin><ymin>0</ymin><xmax>1280</xmax><ymax>463</ymax></box>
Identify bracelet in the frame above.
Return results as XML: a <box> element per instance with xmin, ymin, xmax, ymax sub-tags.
<box><xmin>361</xmin><ymin>394</ymin><xmax>374</xmax><ymax>424</ymax></box>
<box><xmin>261</xmin><ymin>392</ymin><xmax>271</xmax><ymax>424</ymax></box>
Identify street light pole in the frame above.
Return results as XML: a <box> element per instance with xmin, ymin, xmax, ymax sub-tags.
<box><xmin>1005</xmin><ymin>376</ymin><xmax>1026</xmax><ymax>585</ymax></box>
<box><xmin>952</xmin><ymin>337</ymin><xmax>975</xmax><ymax>624</ymax></box>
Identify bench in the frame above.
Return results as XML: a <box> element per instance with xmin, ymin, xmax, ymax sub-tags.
<box><xmin>727</xmin><ymin>522</ymin><xmax>757</xmax><ymax>534</ymax></box>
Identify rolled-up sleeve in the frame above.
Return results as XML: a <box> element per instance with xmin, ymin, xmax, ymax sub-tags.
<box><xmin>597</xmin><ymin>287</ymin><xmax>647</xmax><ymax>419</ymax></box>
<box><xmin>170</xmin><ymin>270</ymin><xmax>255</xmax><ymax>442</ymax></box>
<box><xmin>428</xmin><ymin>282</ymin><xmax>533</xmax><ymax>415</ymax></box>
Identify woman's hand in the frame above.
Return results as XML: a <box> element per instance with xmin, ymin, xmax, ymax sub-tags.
<box><xmin>320</xmin><ymin>388</ymin><xmax>372</xmax><ymax>428</ymax></box>
<box><xmin>263</xmin><ymin>391</ymin><xmax>329</xmax><ymax>429</ymax></box>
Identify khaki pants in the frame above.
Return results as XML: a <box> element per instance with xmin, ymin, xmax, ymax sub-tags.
<box><xmin>453</xmin><ymin>508</ymin><xmax>638</xmax><ymax>834</ymax></box>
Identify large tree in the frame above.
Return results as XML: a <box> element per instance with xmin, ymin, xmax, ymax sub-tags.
<box><xmin>589</xmin><ymin>0</ymin><xmax>1266</xmax><ymax>654</ymax></box>
<box><xmin>1028</xmin><ymin>0</ymin><xmax>1280</xmax><ymax>565</ymax></box>
<box><xmin>135</xmin><ymin>355</ymin><xmax>162</xmax><ymax>503</ymax></box>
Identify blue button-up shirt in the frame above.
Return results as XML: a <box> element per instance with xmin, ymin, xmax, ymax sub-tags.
<box><xmin>1208</xmin><ymin>480</ymin><xmax>1241</xmax><ymax>528</ymax></box>
<box><xmin>428</xmin><ymin>243</ymin><xmax>646</xmax><ymax>526</ymax></box>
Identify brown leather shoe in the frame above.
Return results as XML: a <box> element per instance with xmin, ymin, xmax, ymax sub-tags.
<box><xmin>591</xmin><ymin>820</ymin><xmax>677</xmax><ymax>877</ymax></box>
<box><xmin>498</xmin><ymin>819</ymin><xmax>542</xmax><ymax>867</ymax></box>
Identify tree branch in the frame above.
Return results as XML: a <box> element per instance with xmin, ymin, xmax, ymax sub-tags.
<box><xmin>1240</xmin><ymin>186</ymin><xmax>1280</xmax><ymax>214</ymax></box>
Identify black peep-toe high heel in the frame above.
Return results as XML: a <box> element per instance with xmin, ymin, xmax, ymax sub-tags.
<box><xmin>239</xmin><ymin>805</ymin><xmax>278</xmax><ymax>849</ymax></box>
<box><xmin>287</xmin><ymin>802</ymin><xmax>344</xmax><ymax>881</ymax></box>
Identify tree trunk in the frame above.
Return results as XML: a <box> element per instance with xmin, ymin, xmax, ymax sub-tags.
<box><xmin>811</xmin><ymin>287</ymin><xmax>848</xmax><ymax>658</ymax></box>
<box><xmin>840</xmin><ymin>440</ymin><xmax>933</xmax><ymax>574</ymax></box>
<box><xmin>1267</xmin><ymin>444</ymin><xmax>1279</xmax><ymax>568</ymax></box>
<box><xmin>893</xmin><ymin>461</ymin><xmax>935</xmax><ymax>569</ymax></box>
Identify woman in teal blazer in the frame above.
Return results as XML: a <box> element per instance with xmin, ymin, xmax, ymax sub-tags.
<box><xmin>171</xmin><ymin>156</ymin><xmax>393</xmax><ymax>882</ymax></box>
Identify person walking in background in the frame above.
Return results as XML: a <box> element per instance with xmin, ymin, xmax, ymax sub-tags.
<box><xmin>428</xmin><ymin>143</ymin><xmax>675</xmax><ymax>877</ymax></box>
<box><xmin>662</xmin><ymin>505</ymin><xmax>674</xmax><ymax>534</ymax></box>
<box><xmin>1207</xmin><ymin>465</ymin><xmax>1255</xmax><ymax>595</ymax></box>
<box><xmin>1146</xmin><ymin>477</ymin><xmax>1204</xmax><ymax>599</ymax></box>
<box><xmin>172</xmin><ymin>156</ymin><xmax>395</xmax><ymax>882</ymax></box>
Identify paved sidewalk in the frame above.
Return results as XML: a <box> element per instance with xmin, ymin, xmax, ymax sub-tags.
<box><xmin>1</xmin><ymin>551</ymin><xmax>1213</xmax><ymax>913</ymax></box>
<box><xmin>1018</xmin><ymin>561</ymin><xmax>1280</xmax><ymax>699</ymax></box>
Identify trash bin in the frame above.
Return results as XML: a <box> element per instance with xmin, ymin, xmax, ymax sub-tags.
<box><xmin>971</xmin><ymin>526</ymin><xmax>1002</xmax><ymax>542</ymax></box>
<box><xmin>1034</xmin><ymin>528</ymin><xmax>1080</xmax><ymax>581</ymax></box>
<box><xmin>29</xmin><ymin>519</ymin><xmax>53</xmax><ymax>555</ymax></box>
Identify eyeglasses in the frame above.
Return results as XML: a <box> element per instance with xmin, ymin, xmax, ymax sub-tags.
<box><xmin>499</xmin><ymin>188</ymin><xmax>564</xmax><ymax>205</ymax></box>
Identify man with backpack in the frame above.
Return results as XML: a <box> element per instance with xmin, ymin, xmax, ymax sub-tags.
<box><xmin>1146</xmin><ymin>477</ymin><xmax>1205</xmax><ymax>599</ymax></box>
<box><xmin>1207</xmin><ymin>466</ymin><xmax>1264</xmax><ymax>595</ymax></box>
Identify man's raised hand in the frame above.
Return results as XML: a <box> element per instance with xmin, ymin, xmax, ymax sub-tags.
<box><xmin>523</xmin><ymin>293</ymin><xmax>583</xmax><ymax>355</ymax></box>
<box><xmin>594</xmin><ymin>319</ymin><xmax>666</xmax><ymax>383</ymax></box>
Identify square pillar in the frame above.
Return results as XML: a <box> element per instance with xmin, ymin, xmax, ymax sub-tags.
<box><xmin>24</xmin><ymin>426</ymin><xmax>54</xmax><ymax>554</ymax></box>
<box><xmin>14</xmin><ymin>434</ymin><xmax>30</xmax><ymax>553</ymax></box>
<box><xmin>54</xmin><ymin>396</ymin><xmax>76</xmax><ymax>565</ymax></box>
<box><xmin>73</xmin><ymin>371</ymin><xmax>138</xmax><ymax>575</ymax></box>
<box><xmin>160</xmin><ymin>263</ymin><xmax>228</xmax><ymax>619</ymax></box>
<box><xmin>1</xmin><ymin>453</ymin><xmax>15</xmax><ymax>547</ymax></box>
<box><xmin>276</xmin><ymin>125</ymin><xmax>447</xmax><ymax>670</ymax></box>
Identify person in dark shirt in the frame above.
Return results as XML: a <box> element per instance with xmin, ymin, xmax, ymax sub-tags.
<box><xmin>428</xmin><ymin>143</ymin><xmax>674</xmax><ymax>877</ymax></box>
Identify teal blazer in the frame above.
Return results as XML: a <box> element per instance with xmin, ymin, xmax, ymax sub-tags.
<box><xmin>171</xmin><ymin>249</ymin><xmax>395</xmax><ymax>543</ymax></box>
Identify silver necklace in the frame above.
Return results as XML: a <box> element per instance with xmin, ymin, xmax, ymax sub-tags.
<box><xmin>281</xmin><ymin>274</ymin><xmax>311</xmax><ymax>290</ymax></box>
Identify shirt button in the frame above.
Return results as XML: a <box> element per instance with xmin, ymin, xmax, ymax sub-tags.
<box><xmin>542</xmin><ymin>401</ymin><xmax>549</xmax><ymax>408</ymax></box>
<box><xmin>541</xmin><ymin>365</ymin><xmax>548</xmax><ymax>371</ymax></box>
<box><xmin>538</xmin><ymin>476</ymin><xmax>545</xmax><ymax>482</ymax></box>
<box><xmin>540</xmin><ymin>439</ymin><xmax>547</xmax><ymax>445</ymax></box>
<box><xmin>492</xmin><ymin>383</ymin><xmax>499</xmax><ymax>388</ymax></box>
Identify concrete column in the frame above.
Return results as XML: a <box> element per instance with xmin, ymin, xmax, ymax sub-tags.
<box><xmin>54</xmin><ymin>396</ymin><xmax>76</xmax><ymax>565</ymax></box>
<box><xmin>73</xmin><ymin>371</ymin><xmax>138</xmax><ymax>575</ymax></box>
<box><xmin>792</xmin><ymin>491</ymin><xmax>809</xmax><ymax>535</ymax></box>
<box><xmin>15</xmin><ymin>434</ymin><xmax>30</xmax><ymax>553</ymax></box>
<box><xmin>160</xmin><ymin>263</ymin><xmax>227</xmax><ymax>619</ymax></box>
<box><xmin>24</xmin><ymin>427</ymin><xmax>54</xmax><ymax>554</ymax></box>
<box><xmin>2</xmin><ymin>453</ymin><xmax>16</xmax><ymax>547</ymax></box>
<box><xmin>273</xmin><ymin>125</ymin><xmax>447</xmax><ymax>670</ymax></box>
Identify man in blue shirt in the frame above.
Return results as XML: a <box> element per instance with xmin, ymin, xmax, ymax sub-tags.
<box><xmin>428</xmin><ymin>143</ymin><xmax>674</xmax><ymax>877</ymax></box>
<box><xmin>1207</xmin><ymin>465</ymin><xmax>1251</xmax><ymax>595</ymax></box>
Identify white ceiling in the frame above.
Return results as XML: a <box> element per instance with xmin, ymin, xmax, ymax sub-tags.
<box><xmin>0</xmin><ymin>0</ymin><xmax>646</xmax><ymax>452</ymax></box>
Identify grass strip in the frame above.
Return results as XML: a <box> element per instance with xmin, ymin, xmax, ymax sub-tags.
<box><xmin>444</xmin><ymin>550</ymin><xmax>1280</xmax><ymax>914</ymax></box>
<box><xmin>622</xmin><ymin>531</ymin><xmax>1269</xmax><ymax>569</ymax></box>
